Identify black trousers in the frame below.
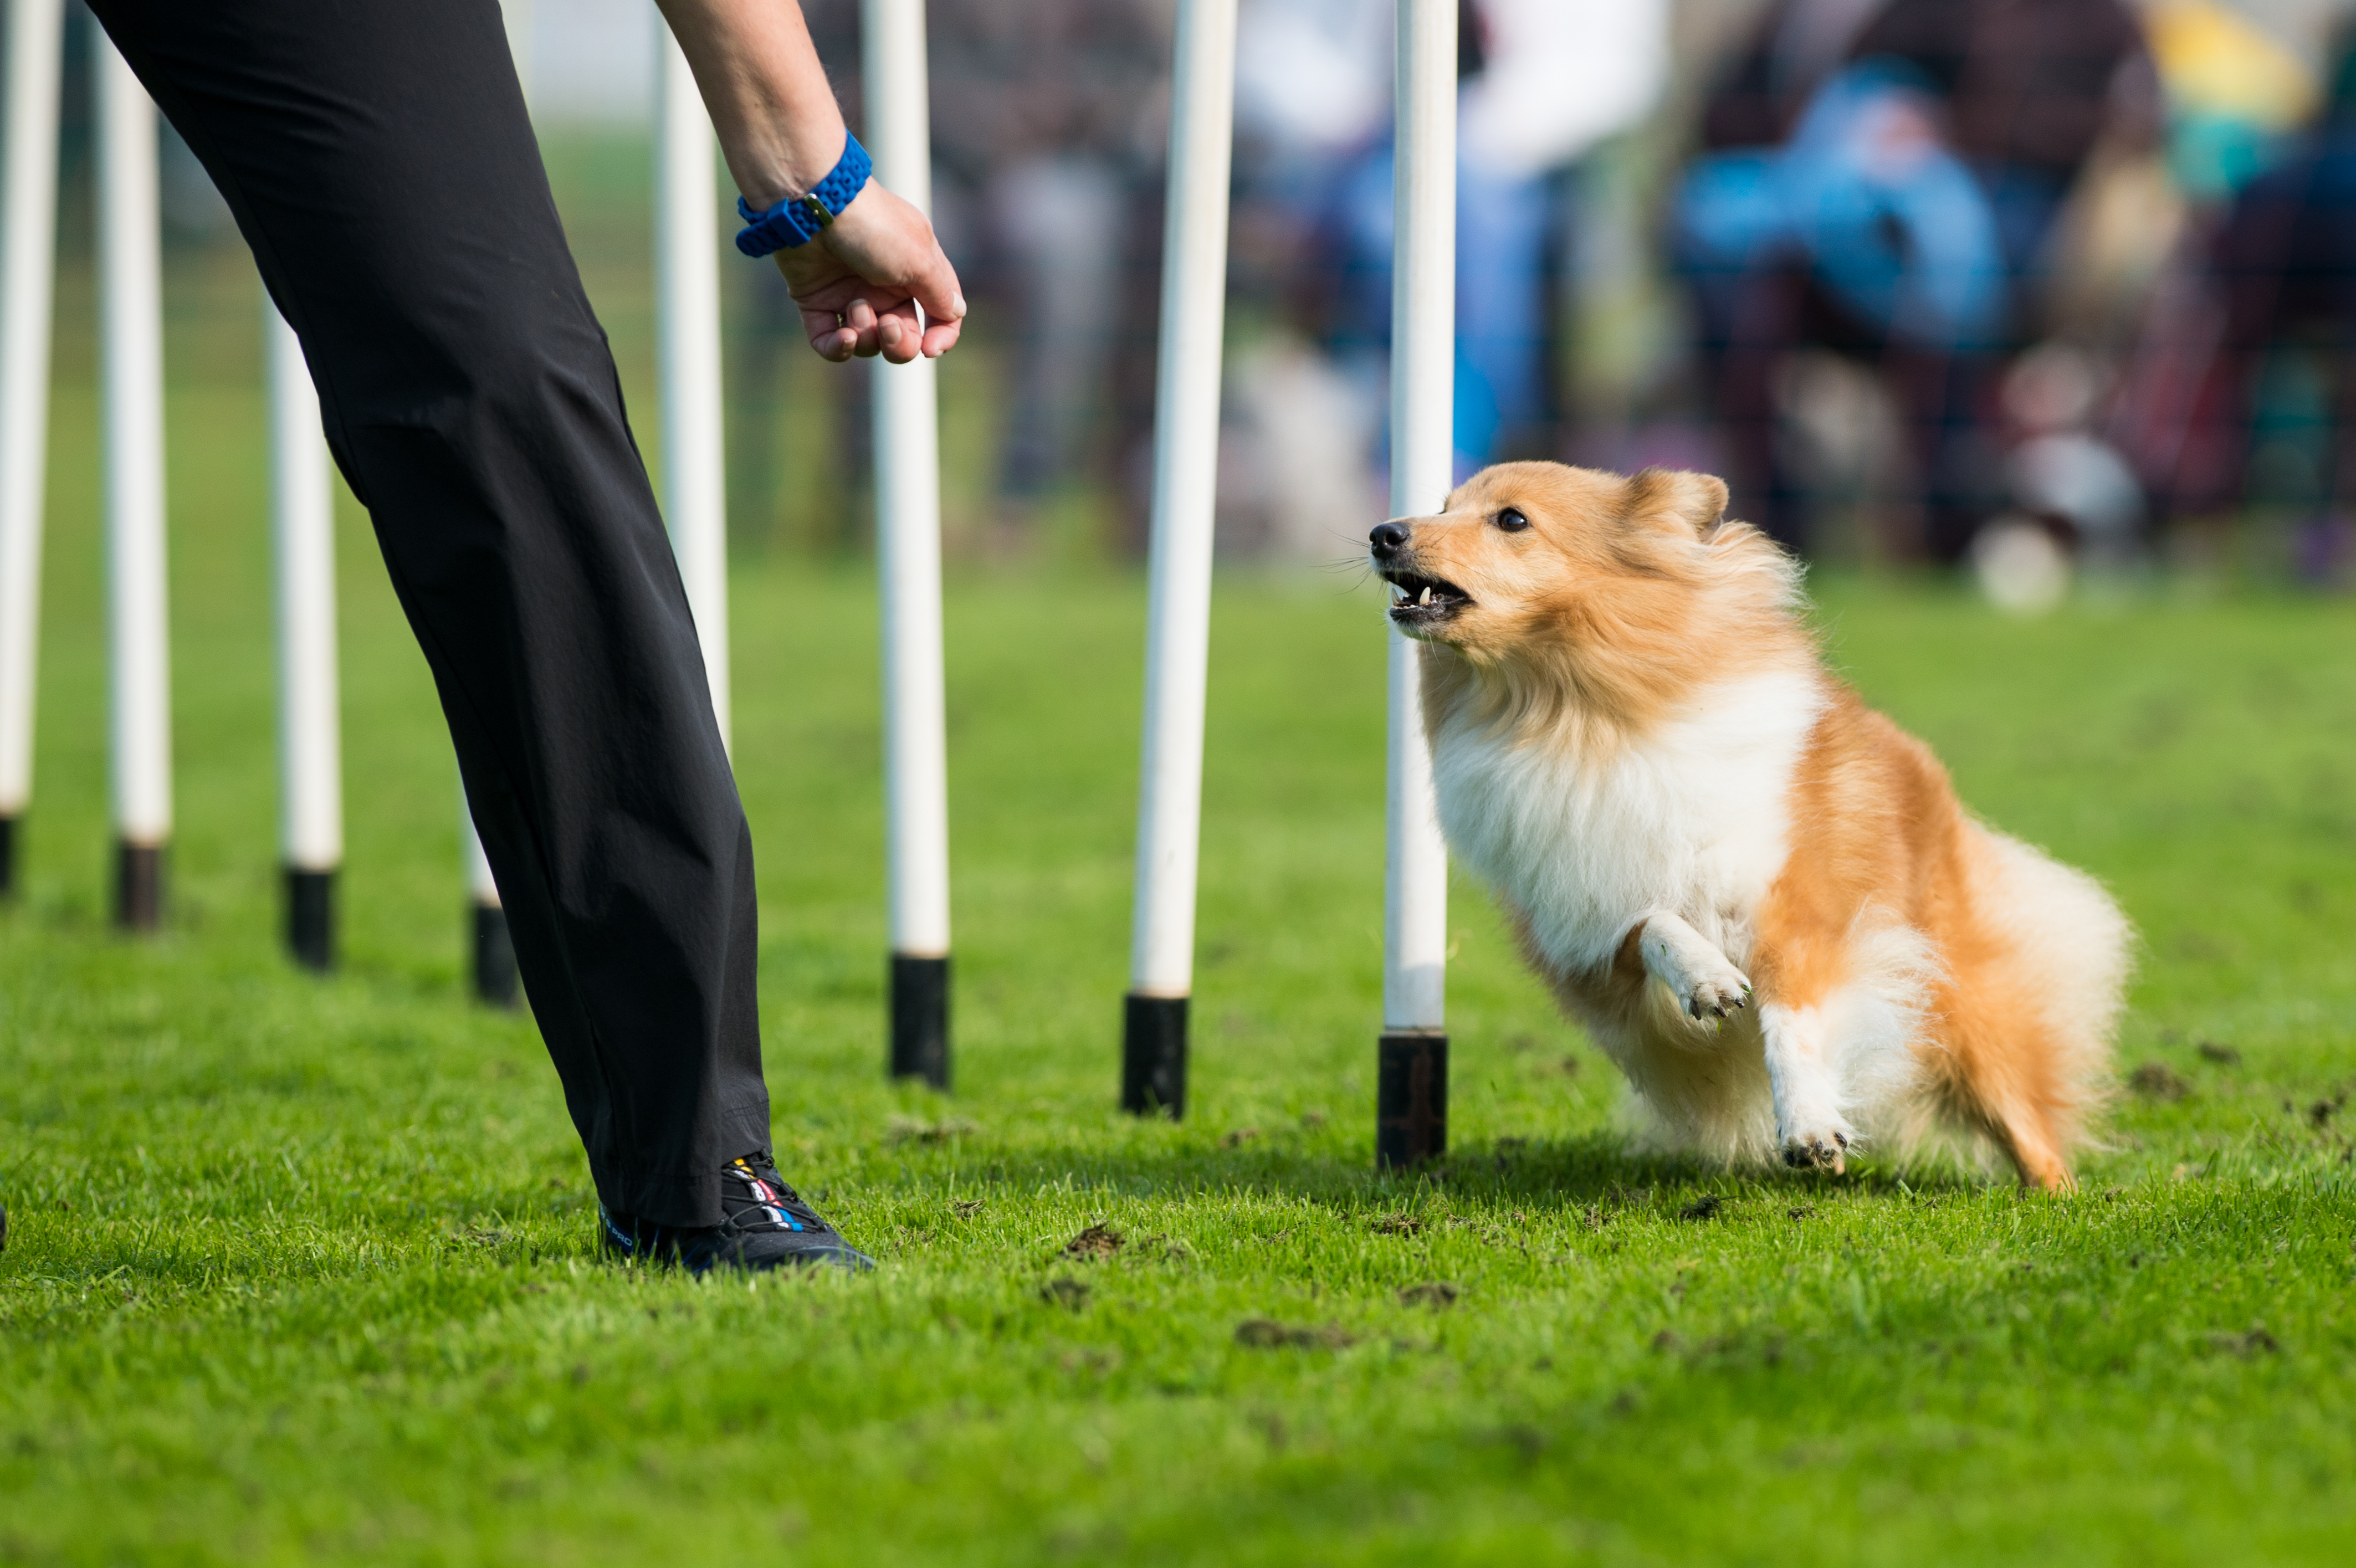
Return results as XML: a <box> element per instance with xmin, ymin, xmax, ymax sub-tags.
<box><xmin>89</xmin><ymin>0</ymin><xmax>770</xmax><ymax>1227</ymax></box>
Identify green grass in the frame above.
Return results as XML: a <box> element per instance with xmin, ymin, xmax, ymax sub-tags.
<box><xmin>8</xmin><ymin>179</ymin><xmax>2356</xmax><ymax>1566</ymax></box>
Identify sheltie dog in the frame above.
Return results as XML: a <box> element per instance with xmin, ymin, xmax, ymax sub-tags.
<box><xmin>1370</xmin><ymin>463</ymin><xmax>2129</xmax><ymax>1189</ymax></box>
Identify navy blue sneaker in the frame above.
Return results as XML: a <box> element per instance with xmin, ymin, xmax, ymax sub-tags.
<box><xmin>599</xmin><ymin>1152</ymin><xmax>874</xmax><ymax>1274</ymax></box>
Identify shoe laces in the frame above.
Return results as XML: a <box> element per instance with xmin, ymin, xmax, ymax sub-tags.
<box><xmin>721</xmin><ymin>1153</ymin><xmax>827</xmax><ymax>1236</ymax></box>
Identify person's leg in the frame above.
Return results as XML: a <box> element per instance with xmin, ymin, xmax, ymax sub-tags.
<box><xmin>1889</xmin><ymin>345</ymin><xmax>2004</xmax><ymax>564</ymax></box>
<box><xmin>2158</xmin><ymin>153</ymin><xmax>2313</xmax><ymax>524</ymax></box>
<box><xmin>2307</xmin><ymin>149</ymin><xmax>2356</xmax><ymax>584</ymax></box>
<box><xmin>86</xmin><ymin>0</ymin><xmax>766</xmax><ymax>1228</ymax></box>
<box><xmin>1701</xmin><ymin>263</ymin><xmax>1814</xmax><ymax>553</ymax></box>
<box><xmin>1670</xmin><ymin>151</ymin><xmax>1810</xmax><ymax>549</ymax></box>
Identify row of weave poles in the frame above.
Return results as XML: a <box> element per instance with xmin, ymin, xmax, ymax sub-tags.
<box><xmin>0</xmin><ymin>0</ymin><xmax>1458</xmax><ymax>1166</ymax></box>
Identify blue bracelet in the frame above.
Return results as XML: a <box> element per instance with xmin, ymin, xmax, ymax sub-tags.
<box><xmin>735</xmin><ymin>132</ymin><xmax>873</xmax><ymax>257</ymax></box>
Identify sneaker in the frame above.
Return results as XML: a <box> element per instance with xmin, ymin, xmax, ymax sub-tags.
<box><xmin>598</xmin><ymin>1152</ymin><xmax>874</xmax><ymax>1274</ymax></box>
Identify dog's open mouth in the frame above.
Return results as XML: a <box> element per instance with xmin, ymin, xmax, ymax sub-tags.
<box><xmin>1381</xmin><ymin>569</ymin><xmax>1471</xmax><ymax>627</ymax></box>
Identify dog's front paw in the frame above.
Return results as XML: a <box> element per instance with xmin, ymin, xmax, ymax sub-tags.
<box><xmin>1637</xmin><ymin>916</ymin><xmax>1753</xmax><ymax>1024</ymax></box>
<box><xmin>1676</xmin><ymin>956</ymin><xmax>1753</xmax><ymax>1022</ymax></box>
<box><xmin>1781</xmin><ymin>1126</ymin><xmax>1851</xmax><ymax>1175</ymax></box>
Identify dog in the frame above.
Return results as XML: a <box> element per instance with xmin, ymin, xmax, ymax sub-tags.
<box><xmin>1369</xmin><ymin>462</ymin><xmax>2130</xmax><ymax>1190</ymax></box>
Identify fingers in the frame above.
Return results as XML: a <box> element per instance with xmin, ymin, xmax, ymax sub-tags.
<box><xmin>797</xmin><ymin>303</ymin><xmax>857</xmax><ymax>362</ymax></box>
<box><xmin>875</xmin><ymin>311</ymin><xmax>909</xmax><ymax>365</ymax></box>
<box><xmin>796</xmin><ymin>296</ymin><xmax>954</xmax><ymax>365</ymax></box>
<box><xmin>842</xmin><ymin>296</ymin><xmax>881</xmax><ymax>358</ymax></box>
<box><xmin>872</xmin><ymin>296</ymin><xmax>961</xmax><ymax>362</ymax></box>
<box><xmin>904</xmin><ymin>249</ymin><xmax>966</xmax><ymax>351</ymax></box>
<box><xmin>798</xmin><ymin>297</ymin><xmax>888</xmax><ymax>362</ymax></box>
<box><xmin>919</xmin><ymin>313</ymin><xmax>964</xmax><ymax>358</ymax></box>
<box><xmin>895</xmin><ymin>234</ymin><xmax>965</xmax><ymax>359</ymax></box>
<box><xmin>877</xmin><ymin>300</ymin><xmax>932</xmax><ymax>364</ymax></box>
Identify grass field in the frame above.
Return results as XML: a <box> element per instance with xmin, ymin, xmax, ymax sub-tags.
<box><xmin>7</xmin><ymin>179</ymin><xmax>2356</xmax><ymax>1565</ymax></box>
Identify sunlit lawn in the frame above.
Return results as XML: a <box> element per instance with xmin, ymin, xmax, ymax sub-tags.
<box><xmin>3</xmin><ymin>144</ymin><xmax>2355</xmax><ymax>1566</ymax></box>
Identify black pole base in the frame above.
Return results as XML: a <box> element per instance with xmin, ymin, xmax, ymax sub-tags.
<box><xmin>114</xmin><ymin>840</ymin><xmax>165</xmax><ymax>932</ymax></box>
<box><xmin>284</xmin><ymin>865</ymin><xmax>337</xmax><ymax>972</ymax></box>
<box><xmin>1377</xmin><ymin>1030</ymin><xmax>1449</xmax><ymax>1170</ymax></box>
<box><xmin>0</xmin><ymin>813</ymin><xmax>17</xmax><ymax>900</ymax></box>
<box><xmin>889</xmin><ymin>952</ymin><xmax>951</xmax><ymax>1089</ymax></box>
<box><xmin>470</xmin><ymin>901</ymin><xmax>519</xmax><ymax>1008</ymax></box>
<box><xmin>1121</xmin><ymin>992</ymin><xmax>1189</xmax><ymax>1119</ymax></box>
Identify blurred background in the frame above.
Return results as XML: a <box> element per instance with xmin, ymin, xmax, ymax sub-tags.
<box><xmin>32</xmin><ymin>0</ymin><xmax>2356</xmax><ymax>603</ymax></box>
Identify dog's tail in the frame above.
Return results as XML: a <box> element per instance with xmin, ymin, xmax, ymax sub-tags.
<box><xmin>1938</xmin><ymin>826</ymin><xmax>2134</xmax><ymax>1187</ymax></box>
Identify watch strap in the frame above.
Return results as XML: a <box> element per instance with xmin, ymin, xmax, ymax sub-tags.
<box><xmin>734</xmin><ymin>132</ymin><xmax>873</xmax><ymax>257</ymax></box>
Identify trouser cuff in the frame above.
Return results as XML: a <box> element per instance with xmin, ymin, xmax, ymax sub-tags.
<box><xmin>589</xmin><ymin>1098</ymin><xmax>773</xmax><ymax>1229</ymax></box>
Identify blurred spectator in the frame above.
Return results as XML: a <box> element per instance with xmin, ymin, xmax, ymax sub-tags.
<box><xmin>1675</xmin><ymin>0</ymin><xmax>2154</xmax><ymax>561</ymax></box>
<box><xmin>2145</xmin><ymin>0</ymin><xmax>2321</xmax><ymax>203</ymax></box>
<box><xmin>1223</xmin><ymin>0</ymin><xmax>1393</xmax><ymax>556</ymax></box>
<box><xmin>727</xmin><ymin>0</ymin><xmax>1171</xmax><ymax>557</ymax></box>
<box><xmin>1222</xmin><ymin>0</ymin><xmax>1668</xmax><ymax>554</ymax></box>
<box><xmin>2146</xmin><ymin>14</ymin><xmax>2356</xmax><ymax>583</ymax></box>
<box><xmin>930</xmin><ymin>0</ymin><xmax>1172</xmax><ymax>552</ymax></box>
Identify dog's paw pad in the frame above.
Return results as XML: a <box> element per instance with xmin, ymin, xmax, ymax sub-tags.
<box><xmin>1781</xmin><ymin>1129</ymin><xmax>1849</xmax><ymax>1174</ymax></box>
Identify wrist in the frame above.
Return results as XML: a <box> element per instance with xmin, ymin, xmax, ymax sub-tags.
<box><xmin>737</xmin><ymin>124</ymin><xmax>847</xmax><ymax>209</ymax></box>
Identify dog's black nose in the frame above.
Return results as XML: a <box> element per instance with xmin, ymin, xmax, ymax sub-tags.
<box><xmin>1369</xmin><ymin>521</ymin><xmax>1409</xmax><ymax>558</ymax></box>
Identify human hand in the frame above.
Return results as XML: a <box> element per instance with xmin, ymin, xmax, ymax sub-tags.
<box><xmin>772</xmin><ymin>182</ymin><xmax>966</xmax><ymax>363</ymax></box>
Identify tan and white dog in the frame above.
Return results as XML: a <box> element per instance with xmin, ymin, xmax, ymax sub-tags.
<box><xmin>1370</xmin><ymin>462</ymin><xmax>2130</xmax><ymax>1189</ymax></box>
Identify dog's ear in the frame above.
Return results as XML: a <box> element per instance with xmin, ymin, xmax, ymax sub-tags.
<box><xmin>1624</xmin><ymin>469</ymin><xmax>1730</xmax><ymax>537</ymax></box>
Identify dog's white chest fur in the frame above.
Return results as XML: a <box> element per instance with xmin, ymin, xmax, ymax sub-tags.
<box><xmin>1428</xmin><ymin>667</ymin><xmax>1825</xmax><ymax>975</ymax></box>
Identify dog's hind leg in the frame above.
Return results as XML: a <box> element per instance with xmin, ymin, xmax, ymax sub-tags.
<box><xmin>1635</xmin><ymin>912</ymin><xmax>1752</xmax><ymax>1021</ymax></box>
<box><xmin>1988</xmin><ymin>1106</ymin><xmax>2075</xmax><ymax>1192</ymax></box>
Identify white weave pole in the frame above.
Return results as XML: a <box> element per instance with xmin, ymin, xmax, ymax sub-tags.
<box><xmin>268</xmin><ymin>300</ymin><xmax>343</xmax><ymax>970</ymax></box>
<box><xmin>0</xmin><ymin>0</ymin><xmax>67</xmax><ymax>898</ymax></box>
<box><xmin>1121</xmin><ymin>0</ymin><xmax>1238</xmax><ymax>1119</ymax></box>
<box><xmin>654</xmin><ymin>18</ymin><xmax>731</xmax><ymax>744</ymax></box>
<box><xmin>1375</xmin><ymin>0</ymin><xmax>1454</xmax><ymax>1169</ymax></box>
<box><xmin>863</xmin><ymin>0</ymin><xmax>954</xmax><ymax>1088</ymax></box>
<box><xmin>461</xmin><ymin>786</ymin><xmax>518</xmax><ymax>1006</ymax></box>
<box><xmin>96</xmin><ymin>34</ymin><xmax>171</xmax><ymax>931</ymax></box>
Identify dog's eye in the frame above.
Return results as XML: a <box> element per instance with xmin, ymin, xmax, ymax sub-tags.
<box><xmin>1494</xmin><ymin>508</ymin><xmax>1529</xmax><ymax>533</ymax></box>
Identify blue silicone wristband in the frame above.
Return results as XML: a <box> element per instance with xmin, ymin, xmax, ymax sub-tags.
<box><xmin>734</xmin><ymin>133</ymin><xmax>873</xmax><ymax>257</ymax></box>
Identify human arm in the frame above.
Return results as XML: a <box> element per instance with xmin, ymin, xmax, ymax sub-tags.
<box><xmin>655</xmin><ymin>0</ymin><xmax>964</xmax><ymax>361</ymax></box>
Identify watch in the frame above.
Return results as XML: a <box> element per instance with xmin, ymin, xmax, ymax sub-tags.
<box><xmin>734</xmin><ymin>132</ymin><xmax>873</xmax><ymax>257</ymax></box>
